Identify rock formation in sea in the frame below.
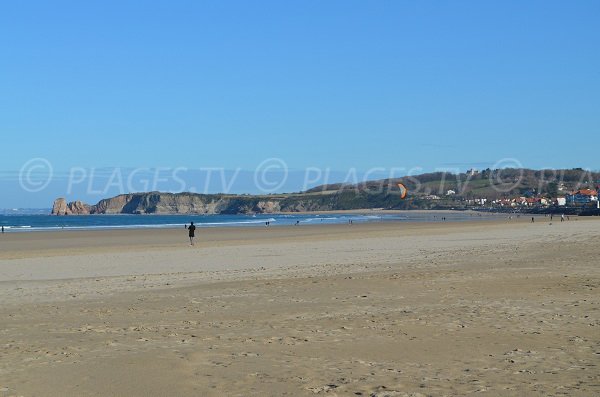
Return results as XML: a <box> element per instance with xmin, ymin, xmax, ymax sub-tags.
<box><xmin>51</xmin><ymin>198</ymin><xmax>91</xmax><ymax>215</ymax></box>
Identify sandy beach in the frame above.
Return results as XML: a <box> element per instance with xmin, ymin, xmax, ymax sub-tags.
<box><xmin>1</xmin><ymin>218</ymin><xmax>599</xmax><ymax>396</ymax></box>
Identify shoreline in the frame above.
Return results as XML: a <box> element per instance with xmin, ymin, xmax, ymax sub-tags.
<box><xmin>0</xmin><ymin>209</ymin><xmax>514</xmax><ymax>234</ymax></box>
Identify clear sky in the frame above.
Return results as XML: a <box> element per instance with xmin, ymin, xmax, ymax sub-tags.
<box><xmin>1</xmin><ymin>1</ymin><xmax>599</xmax><ymax>207</ymax></box>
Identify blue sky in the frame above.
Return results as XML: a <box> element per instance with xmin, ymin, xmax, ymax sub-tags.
<box><xmin>1</xmin><ymin>1</ymin><xmax>599</xmax><ymax>207</ymax></box>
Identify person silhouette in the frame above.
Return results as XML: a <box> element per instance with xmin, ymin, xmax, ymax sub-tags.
<box><xmin>187</xmin><ymin>221</ymin><xmax>196</xmax><ymax>245</ymax></box>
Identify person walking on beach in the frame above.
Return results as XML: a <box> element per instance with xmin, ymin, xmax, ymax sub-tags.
<box><xmin>1</xmin><ymin>226</ymin><xmax>3</xmax><ymax>234</ymax></box>
<box><xmin>187</xmin><ymin>221</ymin><xmax>196</xmax><ymax>245</ymax></box>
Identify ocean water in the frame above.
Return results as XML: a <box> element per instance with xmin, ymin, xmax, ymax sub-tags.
<box><xmin>0</xmin><ymin>211</ymin><xmax>499</xmax><ymax>232</ymax></box>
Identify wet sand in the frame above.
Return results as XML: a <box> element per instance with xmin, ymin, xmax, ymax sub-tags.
<box><xmin>1</xmin><ymin>218</ymin><xmax>599</xmax><ymax>396</ymax></box>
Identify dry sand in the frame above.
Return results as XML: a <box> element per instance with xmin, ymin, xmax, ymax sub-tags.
<box><xmin>1</xmin><ymin>218</ymin><xmax>599</xmax><ymax>396</ymax></box>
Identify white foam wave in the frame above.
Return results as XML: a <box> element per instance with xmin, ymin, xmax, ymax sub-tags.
<box><xmin>1</xmin><ymin>218</ymin><xmax>280</xmax><ymax>232</ymax></box>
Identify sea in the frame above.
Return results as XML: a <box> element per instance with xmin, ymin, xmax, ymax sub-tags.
<box><xmin>0</xmin><ymin>210</ymin><xmax>501</xmax><ymax>232</ymax></box>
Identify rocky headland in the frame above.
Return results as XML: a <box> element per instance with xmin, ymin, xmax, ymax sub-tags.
<box><xmin>50</xmin><ymin>192</ymin><xmax>338</xmax><ymax>215</ymax></box>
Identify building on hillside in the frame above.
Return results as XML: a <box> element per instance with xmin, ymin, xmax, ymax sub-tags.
<box><xmin>566</xmin><ymin>189</ymin><xmax>598</xmax><ymax>205</ymax></box>
<box><xmin>519</xmin><ymin>197</ymin><xmax>549</xmax><ymax>207</ymax></box>
<box><xmin>467</xmin><ymin>168</ymin><xmax>479</xmax><ymax>176</ymax></box>
<box><xmin>446</xmin><ymin>189</ymin><xmax>456</xmax><ymax>196</ymax></box>
<box><xmin>555</xmin><ymin>197</ymin><xmax>566</xmax><ymax>206</ymax></box>
<box><xmin>515</xmin><ymin>197</ymin><xmax>528</xmax><ymax>206</ymax></box>
<box><xmin>525</xmin><ymin>198</ymin><xmax>537</xmax><ymax>206</ymax></box>
<box><xmin>494</xmin><ymin>198</ymin><xmax>516</xmax><ymax>207</ymax></box>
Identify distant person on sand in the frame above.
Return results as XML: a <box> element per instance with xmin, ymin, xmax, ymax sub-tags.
<box><xmin>187</xmin><ymin>221</ymin><xmax>196</xmax><ymax>245</ymax></box>
<box><xmin>531</xmin><ymin>217</ymin><xmax>535</xmax><ymax>223</ymax></box>
<box><xmin>1</xmin><ymin>226</ymin><xmax>3</xmax><ymax>233</ymax></box>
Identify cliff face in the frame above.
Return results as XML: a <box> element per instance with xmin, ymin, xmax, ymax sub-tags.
<box><xmin>51</xmin><ymin>193</ymin><xmax>310</xmax><ymax>215</ymax></box>
<box><xmin>50</xmin><ymin>189</ymin><xmax>403</xmax><ymax>215</ymax></box>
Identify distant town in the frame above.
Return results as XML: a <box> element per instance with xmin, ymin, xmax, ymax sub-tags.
<box><xmin>403</xmin><ymin>168</ymin><xmax>599</xmax><ymax>213</ymax></box>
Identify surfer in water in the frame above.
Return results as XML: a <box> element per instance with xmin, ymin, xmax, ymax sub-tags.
<box><xmin>187</xmin><ymin>221</ymin><xmax>196</xmax><ymax>245</ymax></box>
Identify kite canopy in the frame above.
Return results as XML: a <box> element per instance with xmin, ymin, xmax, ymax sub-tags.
<box><xmin>397</xmin><ymin>183</ymin><xmax>407</xmax><ymax>199</ymax></box>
